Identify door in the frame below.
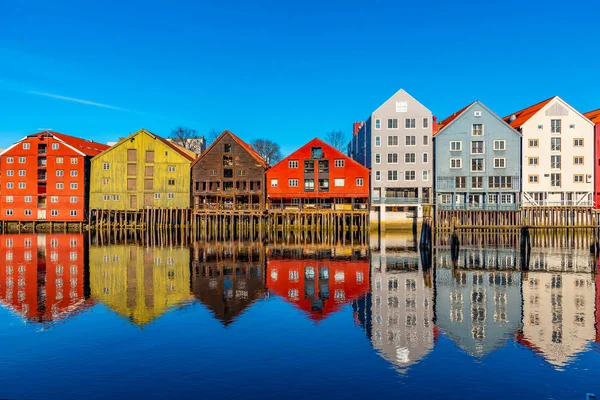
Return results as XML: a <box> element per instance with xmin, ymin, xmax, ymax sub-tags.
<box><xmin>130</xmin><ymin>195</ymin><xmax>137</xmax><ymax>209</ymax></box>
<box><xmin>38</xmin><ymin>209</ymin><xmax>46</xmax><ymax>220</ymax></box>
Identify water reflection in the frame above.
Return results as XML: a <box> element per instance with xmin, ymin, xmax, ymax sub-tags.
<box><xmin>192</xmin><ymin>242</ymin><xmax>266</xmax><ymax>325</ymax></box>
<box><xmin>0</xmin><ymin>234</ymin><xmax>90</xmax><ymax>325</ymax></box>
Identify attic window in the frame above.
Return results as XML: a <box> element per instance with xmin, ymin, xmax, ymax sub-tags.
<box><xmin>474</xmin><ymin>110</ymin><xmax>482</xmax><ymax>117</ymax></box>
<box><xmin>224</xmin><ymin>143</ymin><xmax>232</xmax><ymax>153</ymax></box>
<box><xmin>538</xmin><ymin>125</ymin><xmax>543</xmax><ymax>130</ymax></box>
<box><xmin>570</xmin><ymin>124</ymin><xmax>575</xmax><ymax>129</ymax></box>
<box><xmin>311</xmin><ymin>147</ymin><xmax>323</xmax><ymax>159</ymax></box>
<box><xmin>395</xmin><ymin>101</ymin><xmax>407</xmax><ymax>112</ymax></box>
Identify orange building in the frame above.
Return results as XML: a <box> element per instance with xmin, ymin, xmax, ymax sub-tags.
<box><xmin>0</xmin><ymin>233</ymin><xmax>91</xmax><ymax>324</ymax></box>
<box><xmin>266</xmin><ymin>138</ymin><xmax>370</xmax><ymax>209</ymax></box>
<box><xmin>266</xmin><ymin>249</ymin><xmax>370</xmax><ymax>321</ymax></box>
<box><xmin>0</xmin><ymin>131</ymin><xmax>109</xmax><ymax>222</ymax></box>
<box><xmin>584</xmin><ymin>109</ymin><xmax>600</xmax><ymax>208</ymax></box>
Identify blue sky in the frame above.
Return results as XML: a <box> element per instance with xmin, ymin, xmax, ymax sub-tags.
<box><xmin>1</xmin><ymin>0</ymin><xmax>598</xmax><ymax>155</ymax></box>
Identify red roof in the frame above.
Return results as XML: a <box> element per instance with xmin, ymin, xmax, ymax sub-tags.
<box><xmin>434</xmin><ymin>102</ymin><xmax>474</xmax><ymax>135</ymax></box>
<box><xmin>191</xmin><ymin>130</ymin><xmax>266</xmax><ymax>168</ymax></box>
<box><xmin>584</xmin><ymin>109</ymin><xmax>600</xmax><ymax>124</ymax></box>
<box><xmin>34</xmin><ymin>131</ymin><xmax>109</xmax><ymax>156</ymax></box>
<box><xmin>503</xmin><ymin>96</ymin><xmax>556</xmax><ymax>128</ymax></box>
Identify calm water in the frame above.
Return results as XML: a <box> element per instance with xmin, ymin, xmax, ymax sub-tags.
<box><xmin>0</xmin><ymin>231</ymin><xmax>599</xmax><ymax>399</ymax></box>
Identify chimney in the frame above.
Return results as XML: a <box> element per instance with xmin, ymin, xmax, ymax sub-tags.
<box><xmin>352</xmin><ymin>122</ymin><xmax>363</xmax><ymax>136</ymax></box>
<box><xmin>432</xmin><ymin>116</ymin><xmax>439</xmax><ymax>134</ymax></box>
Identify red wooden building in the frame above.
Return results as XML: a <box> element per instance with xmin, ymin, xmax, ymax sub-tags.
<box><xmin>0</xmin><ymin>131</ymin><xmax>109</xmax><ymax>222</ymax></box>
<box><xmin>266</xmin><ymin>251</ymin><xmax>370</xmax><ymax>321</ymax></box>
<box><xmin>266</xmin><ymin>138</ymin><xmax>370</xmax><ymax>209</ymax></box>
<box><xmin>584</xmin><ymin>109</ymin><xmax>600</xmax><ymax>208</ymax></box>
<box><xmin>0</xmin><ymin>233</ymin><xmax>92</xmax><ymax>324</ymax></box>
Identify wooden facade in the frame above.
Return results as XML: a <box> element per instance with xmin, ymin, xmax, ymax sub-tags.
<box><xmin>584</xmin><ymin>109</ymin><xmax>600</xmax><ymax>208</ymax></box>
<box><xmin>191</xmin><ymin>130</ymin><xmax>267</xmax><ymax>211</ymax></box>
<box><xmin>89</xmin><ymin>129</ymin><xmax>195</xmax><ymax>212</ymax></box>
<box><xmin>266</xmin><ymin>138</ymin><xmax>370</xmax><ymax>210</ymax></box>
<box><xmin>0</xmin><ymin>131</ymin><xmax>109</xmax><ymax>223</ymax></box>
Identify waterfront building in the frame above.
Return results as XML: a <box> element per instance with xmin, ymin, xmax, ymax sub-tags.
<box><xmin>0</xmin><ymin>131</ymin><xmax>108</xmax><ymax>222</ymax></box>
<box><xmin>435</xmin><ymin>246</ymin><xmax>522</xmax><ymax>357</ymax></box>
<box><xmin>434</xmin><ymin>101</ymin><xmax>521</xmax><ymax>210</ymax></box>
<box><xmin>348</xmin><ymin>89</ymin><xmax>434</xmax><ymax>225</ymax></box>
<box><xmin>505</xmin><ymin>97</ymin><xmax>594</xmax><ymax>207</ymax></box>
<box><xmin>191</xmin><ymin>130</ymin><xmax>267</xmax><ymax>211</ymax></box>
<box><xmin>583</xmin><ymin>109</ymin><xmax>600</xmax><ymax>208</ymax></box>
<box><xmin>89</xmin><ymin>129</ymin><xmax>195</xmax><ymax>211</ymax></box>
<box><xmin>267</xmin><ymin>246</ymin><xmax>369</xmax><ymax>321</ymax></box>
<box><xmin>192</xmin><ymin>242</ymin><xmax>266</xmax><ymax>325</ymax></box>
<box><xmin>0</xmin><ymin>234</ymin><xmax>91</xmax><ymax>323</ymax></box>
<box><xmin>266</xmin><ymin>138</ymin><xmax>369</xmax><ymax>209</ymax></box>
<box><xmin>89</xmin><ymin>244</ymin><xmax>192</xmax><ymax>326</ymax></box>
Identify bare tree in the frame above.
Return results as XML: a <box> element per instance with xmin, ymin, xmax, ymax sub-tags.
<box><xmin>325</xmin><ymin>130</ymin><xmax>347</xmax><ymax>152</ymax></box>
<box><xmin>251</xmin><ymin>138</ymin><xmax>282</xmax><ymax>166</ymax></box>
<box><xmin>169</xmin><ymin>126</ymin><xmax>204</xmax><ymax>153</ymax></box>
<box><xmin>207</xmin><ymin>129</ymin><xmax>221</xmax><ymax>145</ymax></box>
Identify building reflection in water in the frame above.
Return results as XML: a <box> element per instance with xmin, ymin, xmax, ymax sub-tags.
<box><xmin>0</xmin><ymin>234</ymin><xmax>90</xmax><ymax>324</ymax></box>
<box><xmin>354</xmin><ymin>233</ymin><xmax>436</xmax><ymax>373</ymax></box>
<box><xmin>517</xmin><ymin>246</ymin><xmax>596</xmax><ymax>368</ymax></box>
<box><xmin>192</xmin><ymin>242</ymin><xmax>266</xmax><ymax>325</ymax></box>
<box><xmin>89</xmin><ymin>243</ymin><xmax>192</xmax><ymax>326</ymax></box>
<box><xmin>267</xmin><ymin>245</ymin><xmax>369</xmax><ymax>321</ymax></box>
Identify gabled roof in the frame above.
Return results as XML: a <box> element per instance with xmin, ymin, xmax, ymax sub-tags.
<box><xmin>372</xmin><ymin>88</ymin><xmax>432</xmax><ymax>115</ymax></box>
<box><xmin>42</xmin><ymin>131</ymin><xmax>110</xmax><ymax>156</ymax></box>
<box><xmin>191</xmin><ymin>130</ymin><xmax>267</xmax><ymax>168</ymax></box>
<box><xmin>584</xmin><ymin>109</ymin><xmax>600</xmax><ymax>124</ymax></box>
<box><xmin>434</xmin><ymin>102</ymin><xmax>475</xmax><ymax>135</ymax></box>
<box><xmin>503</xmin><ymin>96</ymin><xmax>556</xmax><ymax>128</ymax></box>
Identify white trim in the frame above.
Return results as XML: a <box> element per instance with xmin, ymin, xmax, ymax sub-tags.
<box><xmin>470</xmin><ymin>140</ymin><xmax>485</xmax><ymax>155</ymax></box>
<box><xmin>493</xmin><ymin>158</ymin><xmax>506</xmax><ymax>168</ymax></box>
<box><xmin>449</xmin><ymin>158</ymin><xmax>462</xmax><ymax>169</ymax></box>
<box><xmin>450</xmin><ymin>141</ymin><xmax>462</xmax><ymax>151</ymax></box>
<box><xmin>404</xmin><ymin>152</ymin><xmax>416</xmax><ymax>164</ymax></box>
<box><xmin>493</xmin><ymin>140</ymin><xmax>506</xmax><ymax>151</ymax></box>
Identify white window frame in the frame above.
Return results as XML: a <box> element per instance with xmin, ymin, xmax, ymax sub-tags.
<box><xmin>405</xmin><ymin>118</ymin><xmax>416</xmax><ymax>129</ymax></box>
<box><xmin>334</xmin><ymin>159</ymin><xmax>344</xmax><ymax>168</ymax></box>
<box><xmin>422</xmin><ymin>170</ymin><xmax>429</xmax><ymax>181</ymax></box>
<box><xmin>375</xmin><ymin>136</ymin><xmax>381</xmax><ymax>147</ymax></box>
<box><xmin>288</xmin><ymin>179</ymin><xmax>299</xmax><ymax>187</ymax></box>
<box><xmin>24</xmin><ymin>196</ymin><xmax>32</xmax><ymax>203</ymax></box>
<box><xmin>22</xmin><ymin>143</ymin><xmax>30</xmax><ymax>150</ymax></box>
<box><xmin>423</xmin><ymin>118</ymin><xmax>429</xmax><ymax>129</ymax></box>
<box><xmin>450</xmin><ymin>158</ymin><xmax>462</xmax><ymax>169</ymax></box>
<box><xmin>387</xmin><ymin>119</ymin><xmax>399</xmax><ymax>129</ymax></box>
<box><xmin>387</xmin><ymin>170</ymin><xmax>398</xmax><ymax>181</ymax></box>
<box><xmin>52</xmin><ymin>143</ymin><xmax>59</xmax><ymax>150</ymax></box>
<box><xmin>387</xmin><ymin>153</ymin><xmax>399</xmax><ymax>164</ymax></box>
<box><xmin>450</xmin><ymin>141</ymin><xmax>462</xmax><ymax>151</ymax></box>
<box><xmin>154</xmin><ymin>193</ymin><xmax>161</xmax><ymax>199</ymax></box>
<box><xmin>70</xmin><ymin>210</ymin><xmax>78</xmax><ymax>217</ymax></box>
<box><xmin>375</xmin><ymin>153</ymin><xmax>381</xmax><ymax>164</ymax></box>
<box><xmin>356</xmin><ymin>178</ymin><xmax>364</xmax><ymax>187</ymax></box>
<box><xmin>405</xmin><ymin>136</ymin><xmax>416</xmax><ymax>146</ymax></box>
<box><xmin>493</xmin><ymin>158</ymin><xmax>506</xmax><ymax>168</ymax></box>
<box><xmin>271</xmin><ymin>179</ymin><xmax>278</xmax><ymax>187</ymax></box>
<box><xmin>471</xmin><ymin>158</ymin><xmax>485</xmax><ymax>172</ymax></box>
<box><xmin>288</xmin><ymin>160</ymin><xmax>298</xmax><ymax>168</ymax></box>
<box><xmin>6</xmin><ymin>157</ymin><xmax>13</xmax><ymax>164</ymax></box>
<box><xmin>472</xmin><ymin>124</ymin><xmax>484</xmax><ymax>136</ymax></box>
<box><xmin>334</xmin><ymin>178</ymin><xmax>345</xmax><ymax>187</ymax></box>
<box><xmin>70</xmin><ymin>183</ymin><xmax>78</xmax><ymax>190</ymax></box>
<box><xmin>404</xmin><ymin>170</ymin><xmax>416</xmax><ymax>181</ymax></box>
<box><xmin>375</xmin><ymin>171</ymin><xmax>381</xmax><ymax>181</ymax></box>
<box><xmin>422</xmin><ymin>152</ymin><xmax>429</xmax><ymax>163</ymax></box>
<box><xmin>387</xmin><ymin>136</ymin><xmax>399</xmax><ymax>146</ymax></box>
<box><xmin>470</xmin><ymin>140</ymin><xmax>485</xmax><ymax>155</ymax></box>
<box><xmin>404</xmin><ymin>153</ymin><xmax>416</xmax><ymax>164</ymax></box>
<box><xmin>375</xmin><ymin>119</ymin><xmax>381</xmax><ymax>130</ymax></box>
<box><xmin>493</xmin><ymin>140</ymin><xmax>506</xmax><ymax>151</ymax></box>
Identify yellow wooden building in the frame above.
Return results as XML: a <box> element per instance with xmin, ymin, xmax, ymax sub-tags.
<box><xmin>89</xmin><ymin>129</ymin><xmax>196</xmax><ymax>210</ymax></box>
<box><xmin>89</xmin><ymin>244</ymin><xmax>192</xmax><ymax>326</ymax></box>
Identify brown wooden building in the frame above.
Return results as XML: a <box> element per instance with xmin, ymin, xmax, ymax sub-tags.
<box><xmin>191</xmin><ymin>130</ymin><xmax>267</xmax><ymax>211</ymax></box>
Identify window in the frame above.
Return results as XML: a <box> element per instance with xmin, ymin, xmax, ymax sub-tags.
<box><xmin>423</xmin><ymin>135</ymin><xmax>429</xmax><ymax>145</ymax></box>
<box><xmin>472</xmin><ymin>176</ymin><xmax>483</xmax><ymax>189</ymax></box>
<box><xmin>168</xmin><ymin>179</ymin><xmax>175</xmax><ymax>185</ymax></box>
<box><xmin>570</xmin><ymin>124</ymin><xmax>575</xmax><ymax>129</ymax></box>
<box><xmin>51</xmin><ymin>196</ymin><xmax>58</xmax><ymax>203</ymax></box>
<box><xmin>375</xmin><ymin>119</ymin><xmax>381</xmax><ymax>130</ymax></box>
<box><xmin>311</xmin><ymin>147</ymin><xmax>323</xmax><ymax>159</ymax></box>
<box><xmin>388</xmin><ymin>153</ymin><xmax>399</xmax><ymax>163</ymax></box>
<box><xmin>18</xmin><ymin>157</ymin><xmax>25</xmax><ymax>163</ymax></box>
<box><xmin>167</xmin><ymin>165</ymin><xmax>176</xmax><ymax>173</ymax></box>
<box><xmin>528</xmin><ymin>157</ymin><xmax>539</xmax><ymax>166</ymax></box>
<box><xmin>405</xmin><ymin>136</ymin><xmax>416</xmax><ymax>146</ymax></box>
<box><xmin>387</xmin><ymin>119</ymin><xmax>398</xmax><ymax>129</ymax></box>
<box><xmin>404</xmin><ymin>171</ymin><xmax>416</xmax><ymax>181</ymax></box>
<box><xmin>501</xmin><ymin>194</ymin><xmax>513</xmax><ymax>204</ymax></box>
<box><xmin>529</xmin><ymin>139</ymin><xmax>539</xmax><ymax>148</ymax></box>
<box><xmin>289</xmin><ymin>179</ymin><xmax>299</xmax><ymax>187</ymax></box>
<box><xmin>70</xmin><ymin>183</ymin><xmax>78</xmax><ymax>189</ymax></box>
<box><xmin>70</xmin><ymin>170</ymin><xmax>78</xmax><ymax>177</ymax></box>
<box><xmin>375</xmin><ymin>171</ymin><xmax>381</xmax><ymax>181</ymax></box>
<box><xmin>471</xmin><ymin>141</ymin><xmax>484</xmax><ymax>154</ymax></box>
<box><xmin>450</xmin><ymin>141</ymin><xmax>462</xmax><ymax>151</ymax></box>
<box><xmin>102</xmin><ymin>178</ymin><xmax>110</xmax><ymax>186</ymax></box>
<box><xmin>396</xmin><ymin>101</ymin><xmax>408</xmax><ymax>112</ymax></box>
<box><xmin>375</xmin><ymin>136</ymin><xmax>381</xmax><ymax>146</ymax></box>
<box><xmin>168</xmin><ymin>193</ymin><xmax>175</xmax><ymax>199</ymax></box>
<box><xmin>5</xmin><ymin>209</ymin><xmax>13</xmax><ymax>216</ymax></box>
<box><xmin>489</xmin><ymin>176</ymin><xmax>513</xmax><ymax>188</ymax></box>
<box><xmin>551</xmin><ymin>155</ymin><xmax>561</xmax><ymax>169</ymax></box>
<box><xmin>224</xmin><ymin>143</ymin><xmax>232</xmax><ymax>153</ymax></box>
<box><xmin>375</xmin><ymin>153</ymin><xmax>381</xmax><ymax>164</ymax></box>
<box><xmin>18</xmin><ymin>170</ymin><xmax>25</xmax><ymax>177</ymax></box>
<box><xmin>440</xmin><ymin>194</ymin><xmax>452</xmax><ymax>204</ymax></box>
<box><xmin>528</xmin><ymin>175</ymin><xmax>539</xmax><ymax>183</ymax></box>
<box><xmin>538</xmin><ymin>125</ymin><xmax>543</xmax><ymax>130</ymax></box>
<box><xmin>494</xmin><ymin>158</ymin><xmax>506</xmax><ymax>168</ymax></box>
<box><xmin>56</xmin><ymin>169</ymin><xmax>64</xmax><ymax>177</ymax></box>
<box><xmin>23</xmin><ymin>143</ymin><xmax>30</xmax><ymax>150</ymax></box>
<box><xmin>70</xmin><ymin>196</ymin><xmax>77</xmax><ymax>203</ymax></box>
<box><xmin>423</xmin><ymin>118</ymin><xmax>429</xmax><ymax>128</ymax></box>
<box><xmin>574</xmin><ymin>156</ymin><xmax>584</xmax><ymax>165</ymax></box>
<box><xmin>404</xmin><ymin>153</ymin><xmax>416</xmax><ymax>164</ymax></box>
<box><xmin>304</xmin><ymin>179</ymin><xmax>314</xmax><ymax>191</ymax></box>
<box><xmin>488</xmin><ymin>194</ymin><xmax>498</xmax><ymax>204</ymax></box>
<box><xmin>154</xmin><ymin>193</ymin><xmax>161</xmax><ymax>199</ymax></box>
<box><xmin>24</xmin><ymin>196</ymin><xmax>32</xmax><ymax>203</ymax></box>
<box><xmin>471</xmin><ymin>159</ymin><xmax>484</xmax><ymax>172</ymax></box>
<box><xmin>56</xmin><ymin>156</ymin><xmax>63</xmax><ymax>164</ymax></box>
<box><xmin>56</xmin><ymin>183</ymin><xmax>64</xmax><ymax>189</ymax></box>
<box><xmin>289</xmin><ymin>160</ymin><xmax>298</xmax><ymax>168</ymax></box>
<box><xmin>574</xmin><ymin>138</ymin><xmax>584</xmax><ymax>147</ymax></box>
<box><xmin>422</xmin><ymin>170</ymin><xmax>429</xmax><ymax>181</ymax></box>
<box><xmin>102</xmin><ymin>163</ymin><xmax>110</xmax><ymax>170</ymax></box>
<box><xmin>356</xmin><ymin>178</ymin><xmax>364</xmax><ymax>186</ymax></box>
<box><xmin>18</xmin><ymin>182</ymin><xmax>26</xmax><ymax>189</ymax></box>
<box><xmin>5</xmin><ymin>196</ymin><xmax>13</xmax><ymax>202</ymax></box>
<box><xmin>455</xmin><ymin>177</ymin><xmax>466</xmax><ymax>189</ymax></box>
<box><xmin>51</xmin><ymin>210</ymin><xmax>58</xmax><ymax>217</ymax></box>
<box><xmin>387</xmin><ymin>170</ymin><xmax>398</xmax><ymax>181</ymax></box>
<box><xmin>551</xmin><ymin>137</ymin><xmax>561</xmax><ymax>151</ymax></box>
<box><xmin>472</xmin><ymin>124</ymin><xmax>483</xmax><ymax>136</ymax></box>
<box><xmin>6</xmin><ymin>182</ymin><xmax>13</xmax><ymax>189</ymax></box>
<box><xmin>493</xmin><ymin>140</ymin><xmax>506</xmax><ymax>151</ymax></box>
<box><xmin>551</xmin><ymin>119</ymin><xmax>561</xmax><ymax>133</ymax></box>
<box><xmin>405</xmin><ymin>118</ymin><xmax>416</xmax><ymax>129</ymax></box>
<box><xmin>574</xmin><ymin>174</ymin><xmax>584</xmax><ymax>183</ymax></box>
<box><xmin>551</xmin><ymin>173</ymin><xmax>561</xmax><ymax>187</ymax></box>
<box><xmin>70</xmin><ymin>157</ymin><xmax>78</xmax><ymax>164</ymax></box>
<box><xmin>271</xmin><ymin>179</ymin><xmax>278</xmax><ymax>187</ymax></box>
<box><xmin>6</xmin><ymin>157</ymin><xmax>13</xmax><ymax>164</ymax></box>
<box><xmin>450</xmin><ymin>158</ymin><xmax>462</xmax><ymax>169</ymax></box>
<box><xmin>70</xmin><ymin>210</ymin><xmax>77</xmax><ymax>217</ymax></box>
<box><xmin>103</xmin><ymin>195</ymin><xmax>110</xmax><ymax>201</ymax></box>
<box><xmin>334</xmin><ymin>159</ymin><xmax>344</xmax><ymax>167</ymax></box>
<box><xmin>423</xmin><ymin>153</ymin><xmax>428</xmax><ymax>163</ymax></box>
<box><xmin>388</xmin><ymin>136</ymin><xmax>399</xmax><ymax>146</ymax></box>
<box><xmin>6</xmin><ymin>170</ymin><xmax>13</xmax><ymax>176</ymax></box>
<box><xmin>334</xmin><ymin>178</ymin><xmax>345</xmax><ymax>187</ymax></box>
<box><xmin>52</xmin><ymin>143</ymin><xmax>59</xmax><ymax>150</ymax></box>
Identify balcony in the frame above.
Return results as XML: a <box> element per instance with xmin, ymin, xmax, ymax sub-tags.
<box><xmin>38</xmin><ymin>157</ymin><xmax>47</xmax><ymax>168</ymax></box>
<box><xmin>38</xmin><ymin>173</ymin><xmax>47</xmax><ymax>181</ymax></box>
<box><xmin>372</xmin><ymin>197</ymin><xmax>422</xmax><ymax>205</ymax></box>
<box><xmin>436</xmin><ymin>203</ymin><xmax>520</xmax><ymax>211</ymax></box>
